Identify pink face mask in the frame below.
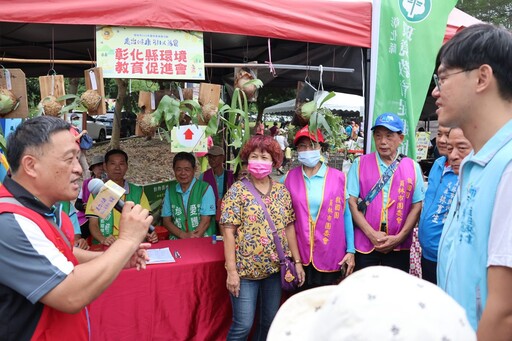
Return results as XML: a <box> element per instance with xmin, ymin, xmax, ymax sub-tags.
<box><xmin>247</xmin><ymin>160</ymin><xmax>273</xmax><ymax>179</ymax></box>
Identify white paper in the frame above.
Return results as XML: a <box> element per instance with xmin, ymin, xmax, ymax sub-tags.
<box><xmin>146</xmin><ymin>247</ymin><xmax>176</xmax><ymax>264</ymax></box>
<box><xmin>89</xmin><ymin>70</ymin><xmax>98</xmax><ymax>90</ymax></box>
<box><xmin>150</xmin><ymin>92</ymin><xmax>156</xmax><ymax>110</ymax></box>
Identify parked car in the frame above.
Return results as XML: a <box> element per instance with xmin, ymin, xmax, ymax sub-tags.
<box><xmin>95</xmin><ymin>111</ymin><xmax>137</xmax><ymax>138</ymax></box>
<box><xmin>67</xmin><ymin>112</ymin><xmax>108</xmax><ymax>142</ymax></box>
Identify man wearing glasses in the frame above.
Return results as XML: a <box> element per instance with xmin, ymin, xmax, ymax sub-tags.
<box><xmin>434</xmin><ymin>24</ymin><xmax>512</xmax><ymax>338</ymax></box>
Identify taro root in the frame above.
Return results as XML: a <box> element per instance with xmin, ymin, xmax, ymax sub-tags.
<box><xmin>198</xmin><ymin>103</ymin><xmax>218</xmax><ymax>125</ymax></box>
<box><xmin>0</xmin><ymin>87</ymin><xmax>20</xmax><ymax>116</ymax></box>
<box><xmin>40</xmin><ymin>96</ymin><xmax>63</xmax><ymax>116</ymax></box>
<box><xmin>179</xmin><ymin>111</ymin><xmax>192</xmax><ymax>125</ymax></box>
<box><xmin>137</xmin><ymin>111</ymin><xmax>158</xmax><ymax>137</ymax></box>
<box><xmin>81</xmin><ymin>89</ymin><xmax>102</xmax><ymax>112</ymax></box>
<box><xmin>235</xmin><ymin>69</ymin><xmax>258</xmax><ymax>102</ymax></box>
<box><xmin>292</xmin><ymin>100</ymin><xmax>316</xmax><ymax>128</ymax></box>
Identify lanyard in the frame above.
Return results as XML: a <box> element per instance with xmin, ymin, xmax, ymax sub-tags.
<box><xmin>358</xmin><ymin>154</ymin><xmax>405</xmax><ymax>209</ymax></box>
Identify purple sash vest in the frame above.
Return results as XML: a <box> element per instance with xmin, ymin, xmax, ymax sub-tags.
<box><xmin>202</xmin><ymin>168</ymin><xmax>234</xmax><ymax>222</ymax></box>
<box><xmin>355</xmin><ymin>153</ymin><xmax>416</xmax><ymax>253</ymax></box>
<box><xmin>285</xmin><ymin>166</ymin><xmax>347</xmax><ymax>271</ymax></box>
<box><xmin>202</xmin><ymin>168</ymin><xmax>234</xmax><ymax>201</ymax></box>
<box><xmin>77</xmin><ymin>177</ymin><xmax>92</xmax><ymax>226</ymax></box>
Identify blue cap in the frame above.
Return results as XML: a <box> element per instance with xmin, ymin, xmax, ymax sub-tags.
<box><xmin>371</xmin><ymin>113</ymin><xmax>404</xmax><ymax>133</ymax></box>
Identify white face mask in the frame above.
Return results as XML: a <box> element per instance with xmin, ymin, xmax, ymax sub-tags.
<box><xmin>298</xmin><ymin>149</ymin><xmax>321</xmax><ymax>168</ymax></box>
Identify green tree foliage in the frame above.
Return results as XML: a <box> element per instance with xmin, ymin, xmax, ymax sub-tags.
<box><xmin>457</xmin><ymin>0</ymin><xmax>512</xmax><ymax>28</ymax></box>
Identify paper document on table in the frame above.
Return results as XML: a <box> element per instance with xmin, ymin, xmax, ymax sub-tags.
<box><xmin>146</xmin><ymin>247</ymin><xmax>176</xmax><ymax>264</ymax></box>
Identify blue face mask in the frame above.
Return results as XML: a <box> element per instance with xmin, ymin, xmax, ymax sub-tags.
<box><xmin>298</xmin><ymin>149</ymin><xmax>321</xmax><ymax>168</ymax></box>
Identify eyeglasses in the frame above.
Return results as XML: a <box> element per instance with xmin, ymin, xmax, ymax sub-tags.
<box><xmin>433</xmin><ymin>68</ymin><xmax>476</xmax><ymax>92</ymax></box>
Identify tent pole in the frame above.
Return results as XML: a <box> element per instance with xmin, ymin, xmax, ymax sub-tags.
<box><xmin>204</xmin><ymin>63</ymin><xmax>353</xmax><ymax>73</ymax></box>
<box><xmin>363</xmin><ymin>48</ymin><xmax>371</xmax><ymax>155</ymax></box>
<box><xmin>0</xmin><ymin>57</ymin><xmax>93</xmax><ymax>65</ymax></box>
<box><xmin>0</xmin><ymin>57</ymin><xmax>354</xmax><ymax>73</ymax></box>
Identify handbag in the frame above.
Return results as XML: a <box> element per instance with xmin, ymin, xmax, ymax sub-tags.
<box><xmin>242</xmin><ymin>178</ymin><xmax>299</xmax><ymax>291</ymax></box>
<box><xmin>79</xmin><ymin>133</ymin><xmax>94</xmax><ymax>150</ymax></box>
<box><xmin>357</xmin><ymin>154</ymin><xmax>405</xmax><ymax>215</ymax></box>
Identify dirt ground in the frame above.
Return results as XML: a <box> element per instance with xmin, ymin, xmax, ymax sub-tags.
<box><xmin>86</xmin><ymin>137</ymin><xmax>175</xmax><ymax>185</ymax></box>
<box><xmin>85</xmin><ymin>136</ymin><xmax>302</xmax><ymax>185</ymax></box>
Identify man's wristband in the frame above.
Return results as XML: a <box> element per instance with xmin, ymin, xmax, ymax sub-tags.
<box><xmin>294</xmin><ymin>259</ymin><xmax>302</xmax><ymax>264</ymax></box>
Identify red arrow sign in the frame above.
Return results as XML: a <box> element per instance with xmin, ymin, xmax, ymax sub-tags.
<box><xmin>184</xmin><ymin>128</ymin><xmax>194</xmax><ymax>140</ymax></box>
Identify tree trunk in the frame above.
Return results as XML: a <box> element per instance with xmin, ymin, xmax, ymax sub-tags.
<box><xmin>111</xmin><ymin>79</ymin><xmax>127</xmax><ymax>149</ymax></box>
<box><xmin>68</xmin><ymin>77</ymin><xmax>79</xmax><ymax>95</ymax></box>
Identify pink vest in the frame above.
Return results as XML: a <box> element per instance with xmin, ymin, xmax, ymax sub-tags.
<box><xmin>285</xmin><ymin>166</ymin><xmax>347</xmax><ymax>271</ymax></box>
<box><xmin>355</xmin><ymin>153</ymin><xmax>416</xmax><ymax>253</ymax></box>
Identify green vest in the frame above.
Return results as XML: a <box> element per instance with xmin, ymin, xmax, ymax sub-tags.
<box><xmin>167</xmin><ymin>179</ymin><xmax>216</xmax><ymax>239</ymax></box>
<box><xmin>95</xmin><ymin>183</ymin><xmax>144</xmax><ymax>243</ymax></box>
<box><xmin>60</xmin><ymin>201</ymin><xmax>71</xmax><ymax>214</ymax></box>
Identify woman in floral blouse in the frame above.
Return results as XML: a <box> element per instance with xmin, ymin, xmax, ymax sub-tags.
<box><xmin>221</xmin><ymin>135</ymin><xmax>304</xmax><ymax>341</ymax></box>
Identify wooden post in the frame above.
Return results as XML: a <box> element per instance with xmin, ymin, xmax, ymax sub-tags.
<box><xmin>39</xmin><ymin>74</ymin><xmax>66</xmax><ymax>103</ymax></box>
<box><xmin>198</xmin><ymin>83</ymin><xmax>221</xmax><ymax>125</ymax></box>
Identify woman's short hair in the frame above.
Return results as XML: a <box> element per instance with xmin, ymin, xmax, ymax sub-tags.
<box><xmin>240</xmin><ymin>135</ymin><xmax>283</xmax><ymax>168</ymax></box>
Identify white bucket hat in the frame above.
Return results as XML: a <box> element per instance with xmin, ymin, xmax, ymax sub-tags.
<box><xmin>268</xmin><ymin>266</ymin><xmax>475</xmax><ymax>341</ymax></box>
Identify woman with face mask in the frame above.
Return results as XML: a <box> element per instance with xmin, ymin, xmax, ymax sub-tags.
<box><xmin>220</xmin><ymin>135</ymin><xmax>304</xmax><ymax>341</ymax></box>
<box><xmin>283</xmin><ymin>126</ymin><xmax>355</xmax><ymax>290</ymax></box>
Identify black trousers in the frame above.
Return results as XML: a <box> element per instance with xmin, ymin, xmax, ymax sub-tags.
<box><xmin>354</xmin><ymin>249</ymin><xmax>410</xmax><ymax>273</ymax></box>
<box><xmin>421</xmin><ymin>256</ymin><xmax>437</xmax><ymax>284</ymax></box>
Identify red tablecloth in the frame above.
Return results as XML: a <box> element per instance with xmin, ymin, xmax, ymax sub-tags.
<box><xmin>89</xmin><ymin>238</ymin><xmax>231</xmax><ymax>341</ymax></box>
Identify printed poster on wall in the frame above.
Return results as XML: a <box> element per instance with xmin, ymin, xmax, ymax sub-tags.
<box><xmin>96</xmin><ymin>26</ymin><xmax>204</xmax><ymax>80</ymax></box>
<box><xmin>415</xmin><ymin>131</ymin><xmax>431</xmax><ymax>161</ymax></box>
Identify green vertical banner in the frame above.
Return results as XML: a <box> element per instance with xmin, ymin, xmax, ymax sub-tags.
<box><xmin>368</xmin><ymin>0</ymin><xmax>457</xmax><ymax>159</ymax></box>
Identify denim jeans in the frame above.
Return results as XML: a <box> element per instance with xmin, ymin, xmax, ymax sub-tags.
<box><xmin>227</xmin><ymin>272</ymin><xmax>281</xmax><ymax>341</ymax></box>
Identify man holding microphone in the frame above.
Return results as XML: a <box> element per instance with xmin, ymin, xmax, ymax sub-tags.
<box><xmin>0</xmin><ymin>116</ymin><xmax>152</xmax><ymax>340</ymax></box>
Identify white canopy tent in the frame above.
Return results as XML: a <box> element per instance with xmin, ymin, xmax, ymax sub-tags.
<box><xmin>263</xmin><ymin>92</ymin><xmax>364</xmax><ymax>117</ymax></box>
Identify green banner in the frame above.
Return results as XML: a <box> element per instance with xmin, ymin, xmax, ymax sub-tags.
<box><xmin>370</xmin><ymin>0</ymin><xmax>457</xmax><ymax>159</ymax></box>
<box><xmin>133</xmin><ymin>180</ymin><xmax>171</xmax><ymax>206</ymax></box>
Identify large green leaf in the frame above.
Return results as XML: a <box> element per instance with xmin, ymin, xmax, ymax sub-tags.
<box><xmin>317</xmin><ymin>91</ymin><xmax>336</xmax><ymax>108</ymax></box>
<box><xmin>205</xmin><ymin>114</ymin><xmax>219</xmax><ymax>136</ymax></box>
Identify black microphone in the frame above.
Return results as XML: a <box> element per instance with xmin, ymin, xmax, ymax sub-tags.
<box><xmin>88</xmin><ymin>178</ymin><xmax>155</xmax><ymax>233</ymax></box>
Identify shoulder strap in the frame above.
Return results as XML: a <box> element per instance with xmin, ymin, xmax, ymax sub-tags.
<box><xmin>241</xmin><ymin>178</ymin><xmax>286</xmax><ymax>262</ymax></box>
<box><xmin>359</xmin><ymin>154</ymin><xmax>406</xmax><ymax>209</ymax></box>
<box><xmin>0</xmin><ymin>198</ymin><xmax>77</xmax><ymax>263</ymax></box>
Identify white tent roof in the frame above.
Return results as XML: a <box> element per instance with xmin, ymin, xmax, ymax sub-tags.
<box><xmin>263</xmin><ymin>92</ymin><xmax>364</xmax><ymax>116</ymax></box>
